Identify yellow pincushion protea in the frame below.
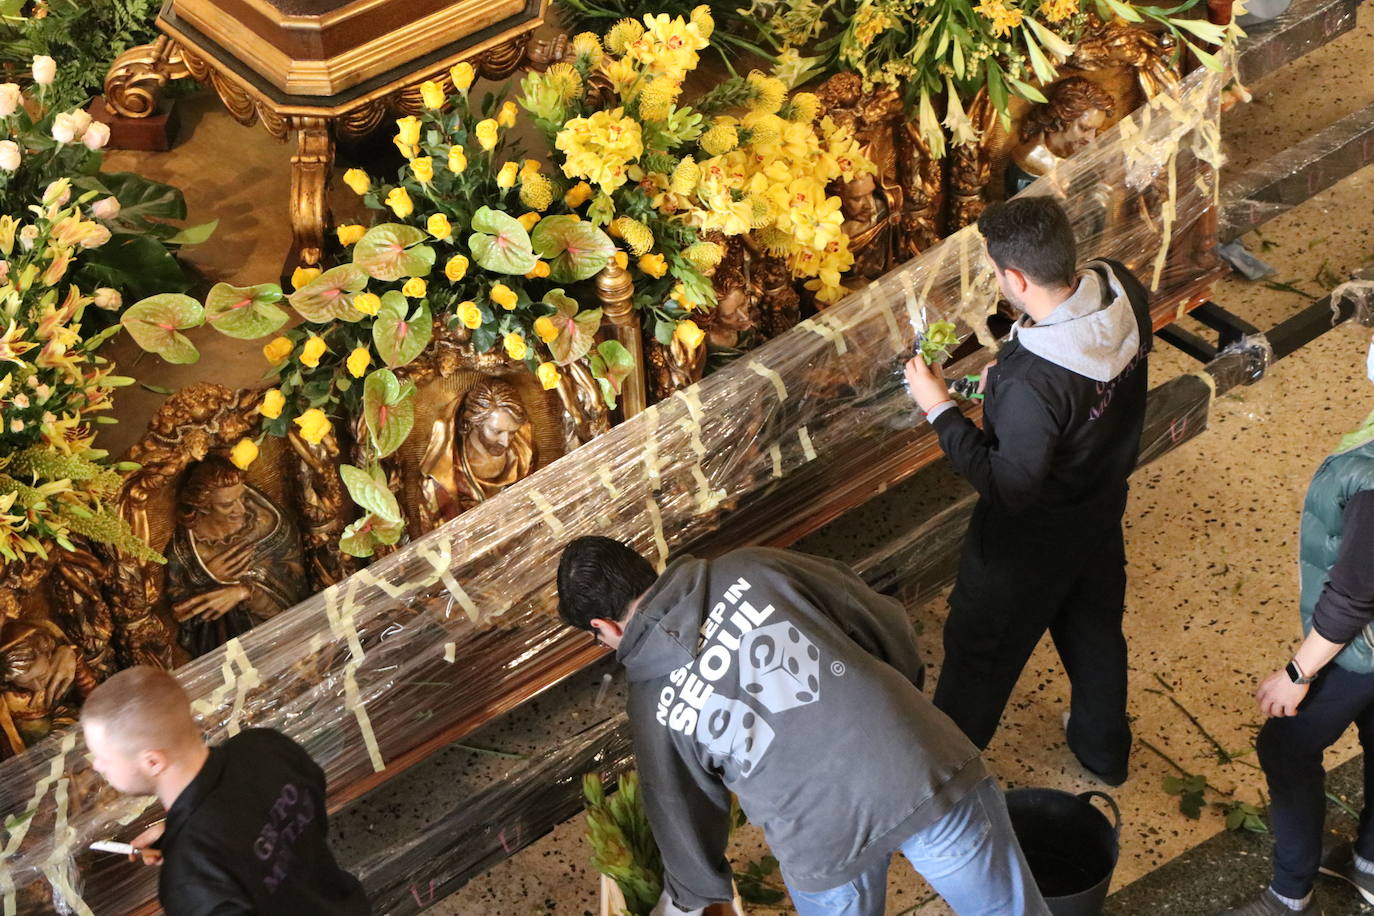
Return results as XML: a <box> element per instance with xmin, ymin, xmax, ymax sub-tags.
<box><xmin>610</xmin><ymin>217</ymin><xmax>654</xmax><ymax>256</ymax></box>
<box><xmin>700</xmin><ymin>123</ymin><xmax>738</xmax><ymax>157</ymax></box>
<box><xmin>519</xmin><ymin>173</ymin><xmax>554</xmax><ymax>212</ymax></box>
<box><xmin>605</xmin><ymin>17</ymin><xmax>644</xmax><ymax>54</ymax></box>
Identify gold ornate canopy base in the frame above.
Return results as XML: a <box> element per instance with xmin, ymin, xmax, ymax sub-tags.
<box><xmin>104</xmin><ymin>0</ymin><xmax>550</xmax><ymax>269</ymax></box>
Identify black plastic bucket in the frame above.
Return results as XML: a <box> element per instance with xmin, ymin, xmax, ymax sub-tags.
<box><xmin>1005</xmin><ymin>788</ymin><xmax>1121</xmax><ymax>916</ymax></box>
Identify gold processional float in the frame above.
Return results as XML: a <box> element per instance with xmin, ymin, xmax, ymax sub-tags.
<box><xmin>0</xmin><ymin>0</ymin><xmax>1289</xmax><ymax>909</ymax></box>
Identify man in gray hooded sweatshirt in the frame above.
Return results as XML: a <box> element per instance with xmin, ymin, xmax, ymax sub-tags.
<box><xmin>906</xmin><ymin>195</ymin><xmax>1152</xmax><ymax>786</ymax></box>
<box><xmin>558</xmin><ymin>537</ymin><xmax>1048</xmax><ymax>916</ymax></box>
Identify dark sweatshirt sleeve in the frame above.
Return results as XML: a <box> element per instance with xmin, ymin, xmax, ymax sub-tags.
<box><xmin>932</xmin><ymin>377</ymin><xmax>1060</xmax><ymax>514</ymax></box>
<box><xmin>628</xmin><ymin>694</ymin><xmax>736</xmax><ymax>909</ymax></box>
<box><xmin>804</xmin><ymin>557</ymin><xmax>926</xmax><ymax>690</ymax></box>
<box><xmin>1311</xmin><ymin>489</ymin><xmax>1374</xmax><ymax>644</ymax></box>
<box><xmin>160</xmin><ymin>840</ymin><xmax>256</xmax><ymax>916</ymax></box>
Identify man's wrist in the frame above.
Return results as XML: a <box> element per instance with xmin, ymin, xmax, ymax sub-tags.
<box><xmin>925</xmin><ymin>399</ymin><xmax>957</xmax><ymax>422</ymax></box>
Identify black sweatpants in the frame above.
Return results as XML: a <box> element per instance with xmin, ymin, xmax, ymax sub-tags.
<box><xmin>1257</xmin><ymin>664</ymin><xmax>1374</xmax><ymax>899</ymax></box>
<box><xmin>932</xmin><ymin>513</ymin><xmax>1132</xmax><ymax>779</ymax></box>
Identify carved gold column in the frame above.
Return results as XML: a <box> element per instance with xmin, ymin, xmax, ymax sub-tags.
<box><xmin>289</xmin><ymin>117</ymin><xmax>334</xmax><ymax>268</ymax></box>
<box><xmin>595</xmin><ymin>261</ymin><xmax>646</xmax><ymax>419</ymax></box>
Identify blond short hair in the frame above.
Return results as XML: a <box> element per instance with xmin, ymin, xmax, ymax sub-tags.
<box><xmin>82</xmin><ymin>666</ymin><xmax>200</xmax><ymax>754</ymax></box>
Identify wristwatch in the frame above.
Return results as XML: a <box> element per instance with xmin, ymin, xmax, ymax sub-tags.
<box><xmin>1286</xmin><ymin>660</ymin><xmax>1316</xmax><ymax>685</ymax></box>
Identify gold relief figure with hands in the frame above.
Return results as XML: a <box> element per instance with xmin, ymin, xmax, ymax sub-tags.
<box><xmin>165</xmin><ymin>458</ymin><xmax>307</xmax><ymax>658</ymax></box>
<box><xmin>419</xmin><ymin>377</ymin><xmax>536</xmax><ymax>530</ymax></box>
<box><xmin>0</xmin><ymin>590</ymin><xmax>93</xmax><ymax>755</ymax></box>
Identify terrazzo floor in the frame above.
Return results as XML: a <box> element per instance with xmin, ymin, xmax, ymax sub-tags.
<box><xmin>88</xmin><ymin>4</ymin><xmax>1374</xmax><ymax>914</ymax></box>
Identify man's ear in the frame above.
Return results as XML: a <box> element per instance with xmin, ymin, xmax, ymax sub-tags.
<box><xmin>140</xmin><ymin>749</ymin><xmax>168</xmax><ymax>777</ymax></box>
<box><xmin>1005</xmin><ymin>267</ymin><xmax>1029</xmax><ymax>294</ymax></box>
<box><xmin>590</xmin><ymin>618</ymin><xmax>625</xmax><ymax>639</ymax></box>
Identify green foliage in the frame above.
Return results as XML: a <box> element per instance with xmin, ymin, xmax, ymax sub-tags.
<box><xmin>1222</xmin><ymin>800</ymin><xmax>1268</xmax><ymax>834</ymax></box>
<box><xmin>734</xmin><ymin>855</ymin><xmax>786</xmax><ymax>905</ymax></box>
<box><xmin>1162</xmin><ymin>773</ymin><xmax>1208</xmax><ymax>819</ymax></box>
<box><xmin>583</xmin><ymin>771</ymin><xmax>664</xmax><ymax>916</ymax></box>
<box><xmin>917</xmin><ymin>320</ymin><xmax>959</xmax><ymax>364</ymax></box>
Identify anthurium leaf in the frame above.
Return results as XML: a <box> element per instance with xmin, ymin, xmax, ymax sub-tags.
<box><xmin>468</xmin><ymin>205</ymin><xmax>537</xmax><ymax>275</ymax></box>
<box><xmin>120</xmin><ymin>293</ymin><xmax>204</xmax><ymax>364</ymax></box>
<box><xmin>353</xmin><ymin>223</ymin><xmax>435</xmax><ymax>281</ymax></box>
<box><xmin>372</xmin><ymin>293</ymin><xmax>433</xmax><ymax>367</ymax></box>
<box><xmin>543</xmin><ymin>289</ymin><xmax>602</xmax><ymax>365</ymax></box>
<box><xmin>163</xmin><ymin>220</ymin><xmax>219</xmax><ymax>247</ymax></box>
<box><xmin>362</xmin><ymin>368</ymin><xmax>417</xmax><ymax>458</ymax></box>
<box><xmin>530</xmin><ymin>215</ymin><xmax>616</xmax><ymax>282</ymax></box>
<box><xmin>339</xmin><ymin>463</ymin><xmax>403</xmax><ymax>524</ymax></box>
<box><xmin>204</xmin><ymin>282</ymin><xmax>287</xmax><ymax>339</ymax></box>
<box><xmin>339</xmin><ymin>513</ymin><xmax>406</xmax><ymax>557</ymax></box>
<box><xmin>289</xmin><ymin>264</ymin><xmax>370</xmax><ymax>323</ymax></box>
<box><xmin>588</xmin><ymin>340</ymin><xmax>634</xmax><ymax>409</ymax></box>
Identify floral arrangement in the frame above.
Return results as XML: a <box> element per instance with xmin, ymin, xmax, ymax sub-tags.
<box><xmin>751</xmin><ymin>0</ymin><xmax>1239</xmax><ymax>157</ymax></box>
<box><xmin>0</xmin><ymin>178</ymin><xmax>157</xmax><ymax>564</ymax></box>
<box><xmin>520</xmin><ymin>8</ymin><xmax>877</xmax><ymax>333</ymax></box>
<box><xmin>121</xmin><ymin>63</ymin><xmax>628</xmax><ymax>556</ymax></box>
<box><xmin>554</xmin><ymin>0</ymin><xmax>772</xmax><ymax>70</ymax></box>
<box><xmin>0</xmin><ymin>56</ymin><xmax>213</xmax><ymax>304</ymax></box>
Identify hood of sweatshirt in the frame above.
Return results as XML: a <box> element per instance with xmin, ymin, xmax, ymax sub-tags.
<box><xmin>618</xmin><ymin>556</ymin><xmax>708</xmax><ymax>682</ymax></box>
<box><xmin>1013</xmin><ymin>260</ymin><xmax>1141</xmax><ymax>383</ymax></box>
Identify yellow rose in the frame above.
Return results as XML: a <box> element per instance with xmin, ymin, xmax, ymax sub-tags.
<box><xmin>537</xmin><ymin>361</ymin><xmax>561</xmax><ymax>390</ymax></box>
<box><xmin>613</xmin><ymin>251</ymin><xmax>629</xmax><ymax>270</ymax></box>
<box><xmin>343</xmin><ymin>169</ymin><xmax>371</xmax><ymax>196</ymax></box>
<box><xmin>444</xmin><ymin>254</ymin><xmax>469</xmax><ymax>282</ymax></box>
<box><xmin>293</xmin><ymin>408</ymin><xmax>332</xmax><ymax>445</ymax></box>
<box><xmin>503</xmin><ymin>331</ymin><xmax>527</xmax><ymax>361</ymax></box>
<box><xmin>386</xmin><ymin>187</ymin><xmax>414</xmax><ymax>218</ymax></box>
<box><xmin>427</xmin><ymin>212</ymin><xmax>452</xmax><ymax>240</ymax></box>
<box><xmin>534</xmin><ymin>316</ymin><xmax>559</xmax><ymax>343</ymax></box>
<box><xmin>263</xmin><ymin>336</ymin><xmax>294</xmax><ymax>365</ymax></box>
<box><xmin>638</xmin><ymin>253</ymin><xmax>668</xmax><ymax>278</ymax></box>
<box><xmin>447</xmin><ymin>146</ymin><xmax>468</xmax><ymax>174</ymax></box>
<box><xmin>290</xmin><ymin>265</ymin><xmax>320</xmax><ymax>290</ymax></box>
<box><xmin>474</xmin><ymin>118</ymin><xmax>499</xmax><ymax>151</ymax></box>
<box><xmin>489</xmin><ymin>282</ymin><xmax>518</xmax><ymax>310</ymax></box>
<box><xmin>346</xmin><ymin>346</ymin><xmax>372</xmax><ymax>378</ymax></box>
<box><xmin>259</xmin><ymin>388</ymin><xmax>286</xmax><ymax>419</ymax></box>
<box><xmin>526</xmin><ymin>260</ymin><xmax>551</xmax><ymax>279</ymax></box>
<box><xmin>336</xmin><ymin>224</ymin><xmax>366</xmax><ymax>246</ymax></box>
<box><xmin>300</xmin><ymin>334</ymin><xmax>328</xmax><ymax>368</ymax></box>
<box><xmin>457</xmin><ymin>300</ymin><xmax>482</xmax><ymax>329</ymax></box>
<box><xmin>229</xmin><ymin>438</ymin><xmax>259</xmax><ymax>470</ymax></box>
<box><xmin>402</xmin><ymin>277</ymin><xmax>428</xmax><ymax>298</ymax></box>
<box><xmin>498</xmin><ymin>101</ymin><xmax>518</xmax><ymax>128</ymax></box>
<box><xmin>564</xmin><ymin>181</ymin><xmax>593</xmax><ymax>208</ymax></box>
<box><xmin>517</xmin><ymin>212</ymin><xmax>541</xmax><ymax>231</ymax></box>
<box><xmin>674</xmin><ymin>318</ymin><xmax>705</xmax><ymax>350</ymax></box>
<box><xmin>497</xmin><ymin>161</ymin><xmax>519</xmax><ymax>189</ymax></box>
<box><xmin>410</xmin><ymin>156</ymin><xmax>434</xmax><ymax>185</ymax></box>
<box><xmin>353</xmin><ymin>291</ymin><xmax>381</xmax><ymax>316</ymax></box>
<box><xmin>450</xmin><ymin>61</ymin><xmax>475</xmax><ymax>92</ymax></box>
<box><xmin>522</xmin><ymin>159</ymin><xmax>542</xmax><ymax>176</ymax></box>
<box><xmin>420</xmin><ymin>80</ymin><xmax>445</xmax><ymax>110</ymax></box>
<box><xmin>396</xmin><ymin>115</ymin><xmax>422</xmax><ymax>147</ymax></box>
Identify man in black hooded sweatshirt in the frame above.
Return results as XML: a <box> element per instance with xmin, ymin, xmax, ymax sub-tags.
<box><xmin>905</xmin><ymin>195</ymin><xmax>1151</xmax><ymax>786</ymax></box>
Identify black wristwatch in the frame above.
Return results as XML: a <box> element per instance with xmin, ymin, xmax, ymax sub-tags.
<box><xmin>1286</xmin><ymin>660</ymin><xmax>1316</xmax><ymax>685</ymax></box>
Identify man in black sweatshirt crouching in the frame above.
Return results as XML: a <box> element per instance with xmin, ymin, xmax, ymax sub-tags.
<box><xmin>905</xmin><ymin>195</ymin><xmax>1152</xmax><ymax>786</ymax></box>
<box><xmin>558</xmin><ymin>537</ymin><xmax>1048</xmax><ymax>916</ymax></box>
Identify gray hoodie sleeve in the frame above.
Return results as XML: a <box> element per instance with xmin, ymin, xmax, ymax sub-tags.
<box><xmin>628</xmin><ymin>690</ymin><xmax>736</xmax><ymax>909</ymax></box>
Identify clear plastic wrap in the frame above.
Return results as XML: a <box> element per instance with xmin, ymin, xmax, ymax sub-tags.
<box><xmin>0</xmin><ymin>57</ymin><xmax>1230</xmax><ymax>915</ymax></box>
<box><xmin>1331</xmin><ymin>279</ymin><xmax>1374</xmax><ymax>328</ymax></box>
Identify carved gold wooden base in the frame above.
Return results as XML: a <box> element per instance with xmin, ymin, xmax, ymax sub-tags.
<box><xmin>103</xmin><ymin>24</ymin><xmax>540</xmax><ymax>270</ymax></box>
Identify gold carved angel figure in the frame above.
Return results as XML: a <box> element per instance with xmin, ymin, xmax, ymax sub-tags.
<box><xmin>165</xmin><ymin>457</ymin><xmax>307</xmax><ymax>657</ymax></box>
<box><xmin>419</xmin><ymin>377</ymin><xmax>536</xmax><ymax>529</ymax></box>
<box><xmin>1005</xmin><ymin>77</ymin><xmax>1117</xmax><ymax>199</ymax></box>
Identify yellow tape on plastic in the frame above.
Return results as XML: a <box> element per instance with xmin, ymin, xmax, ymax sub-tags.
<box><xmin>529</xmin><ymin>488</ymin><xmax>566</xmax><ymax>537</ymax></box>
<box><xmin>41</xmin><ymin>776</ymin><xmax>95</xmax><ymax>916</ymax></box>
<box><xmin>798</xmin><ymin>427</ymin><xmax>817</xmax><ymax>463</ymax></box>
<box><xmin>770</xmin><ymin>443</ymin><xmax>783</xmax><ymax>480</ymax></box>
<box><xmin>354</xmin><ymin>568</ymin><xmax>412</xmax><ymax>600</ymax></box>
<box><xmin>898</xmin><ymin>267</ymin><xmax>922</xmax><ymax>329</ymax></box>
<box><xmin>327</xmin><ymin>580</ymin><xmax>385</xmax><ymax>773</ymax></box>
<box><xmin>800</xmin><ymin>316</ymin><xmax>847</xmax><ymax>356</ymax></box>
<box><xmin>918</xmin><ymin>243</ymin><xmax>948</xmax><ymax>321</ymax></box>
<box><xmin>867</xmin><ymin>286</ymin><xmax>903</xmax><ymax>351</ymax></box>
<box><xmin>443</xmin><ymin>642</ymin><xmax>457</xmax><ymax>663</ymax></box>
<box><xmin>597</xmin><ymin>466</ymin><xmax>622</xmax><ymax>498</ymax></box>
<box><xmin>189</xmin><ymin>637</ymin><xmax>260</xmax><ymax>737</ymax></box>
<box><xmin>0</xmin><ymin>731</ymin><xmax>76</xmax><ymax>916</ymax></box>
<box><xmin>641</xmin><ymin>404</ymin><xmax>662</xmax><ymax>488</ymax></box>
<box><xmin>959</xmin><ymin>230</ymin><xmax>972</xmax><ymax>300</ymax></box>
<box><xmin>1151</xmin><ymin>151</ymin><xmax>1179</xmax><ymax>292</ymax></box>
<box><xmin>416</xmin><ymin>542</ymin><xmax>479</xmax><ymax>622</ymax></box>
<box><xmin>748</xmin><ymin>360</ymin><xmax>787</xmax><ymax>402</ymax></box>
<box><xmin>644</xmin><ymin>496</ymin><xmax>669</xmax><ymax>572</ymax></box>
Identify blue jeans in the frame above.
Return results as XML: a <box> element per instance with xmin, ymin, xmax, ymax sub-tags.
<box><xmin>787</xmin><ymin>778</ymin><xmax>1050</xmax><ymax>916</ymax></box>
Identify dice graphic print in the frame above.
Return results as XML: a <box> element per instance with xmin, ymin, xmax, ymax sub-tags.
<box><xmin>695</xmin><ymin>692</ymin><xmax>775</xmax><ymax>774</ymax></box>
<box><xmin>737</xmin><ymin>621</ymin><xmax>821</xmax><ymax>713</ymax></box>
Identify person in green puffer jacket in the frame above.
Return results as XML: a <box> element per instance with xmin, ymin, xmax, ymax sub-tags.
<box><xmin>1223</xmin><ymin>331</ymin><xmax>1374</xmax><ymax>916</ymax></box>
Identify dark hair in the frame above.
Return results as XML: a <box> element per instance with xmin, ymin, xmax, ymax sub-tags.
<box><xmin>976</xmin><ymin>196</ymin><xmax>1077</xmax><ymax>289</ymax></box>
<box><xmin>557</xmin><ymin>536</ymin><xmax>658</xmax><ymax>630</ymax></box>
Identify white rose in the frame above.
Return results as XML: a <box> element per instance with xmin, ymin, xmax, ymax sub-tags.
<box><xmin>51</xmin><ymin>111</ymin><xmax>81</xmax><ymax>144</ymax></box>
<box><xmin>0</xmin><ymin>84</ymin><xmax>21</xmax><ymax>118</ymax></box>
<box><xmin>79</xmin><ymin>224</ymin><xmax>111</xmax><ymax>249</ymax></box>
<box><xmin>18</xmin><ymin>225</ymin><xmax>37</xmax><ymax>251</ymax></box>
<box><xmin>82</xmin><ymin>121</ymin><xmax>110</xmax><ymax>150</ymax></box>
<box><xmin>0</xmin><ymin>140</ymin><xmax>19</xmax><ymax>171</ymax></box>
<box><xmin>93</xmin><ymin>287</ymin><xmax>123</xmax><ymax>310</ymax></box>
<box><xmin>42</xmin><ymin>179</ymin><xmax>70</xmax><ymax>207</ymax></box>
<box><xmin>31</xmin><ymin>56</ymin><xmax>56</xmax><ymax>86</ymax></box>
<box><xmin>91</xmin><ymin>196</ymin><xmax>120</xmax><ymax>220</ymax></box>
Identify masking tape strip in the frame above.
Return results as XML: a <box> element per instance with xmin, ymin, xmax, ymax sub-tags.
<box><xmin>898</xmin><ymin>268</ymin><xmax>922</xmax><ymax>329</ymax></box>
<box><xmin>443</xmin><ymin>642</ymin><xmax>457</xmax><ymax>663</ymax></box>
<box><xmin>919</xmin><ymin>243</ymin><xmax>947</xmax><ymax>321</ymax></box>
<box><xmin>801</xmin><ymin>316</ymin><xmax>847</xmax><ymax>356</ymax></box>
<box><xmin>748</xmin><ymin>360</ymin><xmax>787</xmax><ymax>402</ymax></box>
<box><xmin>1</xmin><ymin>731</ymin><xmax>76</xmax><ymax>915</ymax></box>
<box><xmin>332</xmin><ymin>579</ymin><xmax>385</xmax><ymax>773</ymax></box>
<box><xmin>343</xmin><ymin>664</ymin><xmax>385</xmax><ymax>773</ymax></box>
<box><xmin>959</xmin><ymin>230</ymin><xmax>971</xmax><ymax>300</ymax></box>
<box><xmin>417</xmin><ymin>542</ymin><xmax>478</xmax><ymax>621</ymax></box>
<box><xmin>224</xmin><ymin>638</ymin><xmax>261</xmax><ymax>738</ymax></box>
<box><xmin>868</xmin><ymin>286</ymin><xmax>903</xmax><ymax>351</ymax></box>
<box><xmin>769</xmin><ymin>443</ymin><xmax>783</xmax><ymax>480</ymax></box>
<box><xmin>798</xmin><ymin>427</ymin><xmax>817</xmax><ymax>463</ymax></box>
<box><xmin>529</xmin><ymin>488</ymin><xmax>566</xmax><ymax>537</ymax></box>
<box><xmin>354</xmin><ymin>568</ymin><xmax>411</xmax><ymax>600</ymax></box>
<box><xmin>40</xmin><ymin>777</ymin><xmax>95</xmax><ymax>916</ymax></box>
<box><xmin>641</xmin><ymin>404</ymin><xmax>661</xmax><ymax>488</ymax></box>
<box><xmin>116</xmin><ymin>797</ymin><xmax>155</xmax><ymax>826</ymax></box>
<box><xmin>597</xmin><ymin>466</ymin><xmax>621</xmax><ymax>498</ymax></box>
<box><xmin>644</xmin><ymin>496</ymin><xmax>669</xmax><ymax>572</ymax></box>
<box><xmin>690</xmin><ymin>465</ymin><xmax>726</xmax><ymax>513</ymax></box>
<box><xmin>1151</xmin><ymin>151</ymin><xmax>1179</xmax><ymax>292</ymax></box>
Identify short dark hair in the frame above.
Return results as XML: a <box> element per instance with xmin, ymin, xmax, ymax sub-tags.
<box><xmin>557</xmin><ymin>536</ymin><xmax>658</xmax><ymax>630</ymax></box>
<box><xmin>977</xmin><ymin>196</ymin><xmax>1077</xmax><ymax>289</ymax></box>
